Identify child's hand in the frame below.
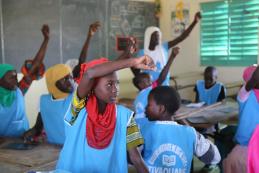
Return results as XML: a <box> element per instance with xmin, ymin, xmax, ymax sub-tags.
<box><xmin>88</xmin><ymin>21</ymin><xmax>101</xmax><ymax>36</ymax></box>
<box><xmin>133</xmin><ymin>55</ymin><xmax>156</xmax><ymax>71</ymax></box>
<box><xmin>22</xmin><ymin>129</ymin><xmax>36</xmax><ymax>143</ymax></box>
<box><xmin>171</xmin><ymin>47</ymin><xmax>180</xmax><ymax>57</ymax></box>
<box><xmin>194</xmin><ymin>12</ymin><xmax>202</xmax><ymax>23</ymax></box>
<box><xmin>125</xmin><ymin>37</ymin><xmax>137</xmax><ymax>55</ymax></box>
<box><xmin>41</xmin><ymin>24</ymin><xmax>49</xmax><ymax>39</ymax></box>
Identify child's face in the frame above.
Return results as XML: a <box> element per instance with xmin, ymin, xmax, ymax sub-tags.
<box><xmin>55</xmin><ymin>74</ymin><xmax>74</xmax><ymax>93</ymax></box>
<box><xmin>0</xmin><ymin>70</ymin><xmax>18</xmax><ymax>90</ymax></box>
<box><xmin>139</xmin><ymin>74</ymin><xmax>152</xmax><ymax>90</ymax></box>
<box><xmin>145</xmin><ymin>94</ymin><xmax>160</xmax><ymax>121</ymax></box>
<box><xmin>94</xmin><ymin>72</ymin><xmax>119</xmax><ymax>104</ymax></box>
<box><xmin>204</xmin><ymin>69</ymin><xmax>217</xmax><ymax>88</ymax></box>
<box><xmin>149</xmin><ymin>31</ymin><xmax>159</xmax><ymax>47</ymax></box>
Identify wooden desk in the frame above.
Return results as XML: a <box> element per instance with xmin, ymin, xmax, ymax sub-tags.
<box><xmin>175</xmin><ymin>100</ymin><xmax>238</xmax><ymax>125</ymax></box>
<box><xmin>0</xmin><ymin>138</ymin><xmax>61</xmax><ymax>173</ymax></box>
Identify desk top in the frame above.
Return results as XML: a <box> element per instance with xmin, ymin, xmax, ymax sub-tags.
<box><xmin>175</xmin><ymin>100</ymin><xmax>238</xmax><ymax>124</ymax></box>
<box><xmin>0</xmin><ymin>138</ymin><xmax>61</xmax><ymax>173</ymax></box>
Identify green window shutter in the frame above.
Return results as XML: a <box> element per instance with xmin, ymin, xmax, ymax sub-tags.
<box><xmin>200</xmin><ymin>0</ymin><xmax>259</xmax><ymax>66</ymax></box>
<box><xmin>229</xmin><ymin>0</ymin><xmax>259</xmax><ymax>66</ymax></box>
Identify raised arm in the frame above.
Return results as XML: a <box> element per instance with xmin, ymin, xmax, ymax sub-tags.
<box><xmin>77</xmin><ymin>56</ymin><xmax>155</xmax><ymax>99</ymax></box>
<box><xmin>18</xmin><ymin>25</ymin><xmax>49</xmax><ymax>94</ymax></box>
<box><xmin>168</xmin><ymin>12</ymin><xmax>201</xmax><ymax>49</ymax></box>
<box><xmin>156</xmin><ymin>47</ymin><xmax>179</xmax><ymax>86</ymax></box>
<box><xmin>73</xmin><ymin>21</ymin><xmax>101</xmax><ymax>78</ymax></box>
<box><xmin>115</xmin><ymin>37</ymin><xmax>141</xmax><ymax>76</ymax></box>
<box><xmin>27</xmin><ymin>24</ymin><xmax>49</xmax><ymax>75</ymax></box>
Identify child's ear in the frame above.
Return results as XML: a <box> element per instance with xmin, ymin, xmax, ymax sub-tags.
<box><xmin>159</xmin><ymin>105</ymin><xmax>166</xmax><ymax>114</ymax></box>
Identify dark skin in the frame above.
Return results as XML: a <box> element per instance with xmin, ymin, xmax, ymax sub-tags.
<box><xmin>245</xmin><ymin>65</ymin><xmax>259</xmax><ymax>91</ymax></box>
<box><xmin>0</xmin><ymin>24</ymin><xmax>49</xmax><ymax>94</ymax></box>
<box><xmin>149</xmin><ymin>12</ymin><xmax>201</xmax><ymax>51</ymax></box>
<box><xmin>145</xmin><ymin>94</ymin><xmax>171</xmax><ymax>121</ymax></box>
<box><xmin>77</xmin><ymin>57</ymin><xmax>155</xmax><ymax>173</ymax></box>
<box><xmin>72</xmin><ymin>21</ymin><xmax>101</xmax><ymax>78</ymax></box>
<box><xmin>23</xmin><ymin>73</ymin><xmax>74</xmax><ymax>142</ymax></box>
<box><xmin>133</xmin><ymin>12</ymin><xmax>201</xmax><ymax>77</ymax></box>
<box><xmin>204</xmin><ymin>68</ymin><xmax>217</xmax><ymax>89</ymax></box>
<box><xmin>23</xmin><ymin>22</ymin><xmax>100</xmax><ymax>142</ymax></box>
<box><xmin>135</xmin><ymin>47</ymin><xmax>180</xmax><ymax>91</ymax></box>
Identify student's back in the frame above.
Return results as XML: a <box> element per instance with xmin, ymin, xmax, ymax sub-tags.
<box><xmin>137</xmin><ymin>118</ymin><xmax>196</xmax><ymax>172</ymax></box>
<box><xmin>138</xmin><ymin>86</ymin><xmax>221</xmax><ymax>172</ymax></box>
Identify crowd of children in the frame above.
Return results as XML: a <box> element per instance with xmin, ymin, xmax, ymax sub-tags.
<box><xmin>0</xmin><ymin>10</ymin><xmax>258</xmax><ymax>173</ymax></box>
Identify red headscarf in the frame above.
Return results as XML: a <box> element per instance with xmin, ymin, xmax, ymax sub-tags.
<box><xmin>77</xmin><ymin>58</ymin><xmax>116</xmax><ymax>149</ymax></box>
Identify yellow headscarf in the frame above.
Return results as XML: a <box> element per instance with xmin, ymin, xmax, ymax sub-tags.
<box><xmin>45</xmin><ymin>64</ymin><xmax>71</xmax><ymax>99</ymax></box>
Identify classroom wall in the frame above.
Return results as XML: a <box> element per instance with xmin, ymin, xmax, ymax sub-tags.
<box><xmin>24</xmin><ymin>0</ymin><xmax>259</xmax><ymax>126</ymax></box>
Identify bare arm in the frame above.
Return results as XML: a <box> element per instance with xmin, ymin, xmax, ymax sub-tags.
<box><xmin>23</xmin><ymin>112</ymin><xmax>43</xmax><ymax>142</ymax></box>
<box><xmin>128</xmin><ymin>147</ymin><xmax>149</xmax><ymax>173</ymax></box>
<box><xmin>168</xmin><ymin>12</ymin><xmax>201</xmax><ymax>48</ymax></box>
<box><xmin>73</xmin><ymin>21</ymin><xmax>100</xmax><ymax>78</ymax></box>
<box><xmin>27</xmin><ymin>25</ymin><xmax>49</xmax><ymax>76</ymax></box>
<box><xmin>18</xmin><ymin>25</ymin><xmax>49</xmax><ymax>94</ymax></box>
<box><xmin>156</xmin><ymin>47</ymin><xmax>179</xmax><ymax>86</ymax></box>
<box><xmin>77</xmin><ymin>56</ymin><xmax>155</xmax><ymax>99</ymax></box>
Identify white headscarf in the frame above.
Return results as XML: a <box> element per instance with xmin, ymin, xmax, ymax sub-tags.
<box><xmin>144</xmin><ymin>26</ymin><xmax>167</xmax><ymax>71</ymax></box>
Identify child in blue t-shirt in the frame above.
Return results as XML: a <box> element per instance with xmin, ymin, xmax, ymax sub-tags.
<box><xmin>137</xmin><ymin>86</ymin><xmax>221</xmax><ymax>173</ymax></box>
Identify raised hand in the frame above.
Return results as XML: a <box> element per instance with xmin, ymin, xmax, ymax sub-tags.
<box><xmin>194</xmin><ymin>12</ymin><xmax>202</xmax><ymax>23</ymax></box>
<box><xmin>133</xmin><ymin>55</ymin><xmax>156</xmax><ymax>71</ymax></box>
<box><xmin>41</xmin><ymin>24</ymin><xmax>49</xmax><ymax>39</ymax></box>
<box><xmin>171</xmin><ymin>47</ymin><xmax>180</xmax><ymax>58</ymax></box>
<box><xmin>88</xmin><ymin>21</ymin><xmax>101</xmax><ymax>37</ymax></box>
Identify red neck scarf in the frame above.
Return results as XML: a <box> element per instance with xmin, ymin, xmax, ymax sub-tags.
<box><xmin>86</xmin><ymin>95</ymin><xmax>116</xmax><ymax>149</ymax></box>
<box><xmin>77</xmin><ymin>58</ymin><xmax>116</xmax><ymax>149</ymax></box>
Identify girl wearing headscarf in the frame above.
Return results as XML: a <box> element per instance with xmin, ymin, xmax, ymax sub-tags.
<box><xmin>136</xmin><ymin>12</ymin><xmax>201</xmax><ymax>86</ymax></box>
<box><xmin>247</xmin><ymin>125</ymin><xmax>259</xmax><ymax>173</ymax></box>
<box><xmin>56</xmin><ymin>55</ymin><xmax>155</xmax><ymax>173</ymax></box>
<box><xmin>23</xmin><ymin>22</ymin><xmax>100</xmax><ymax>144</ymax></box>
<box><xmin>0</xmin><ymin>25</ymin><xmax>49</xmax><ymax>137</ymax></box>
<box><xmin>223</xmin><ymin>65</ymin><xmax>259</xmax><ymax>173</ymax></box>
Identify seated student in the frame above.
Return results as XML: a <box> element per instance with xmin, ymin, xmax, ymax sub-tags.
<box><xmin>136</xmin><ymin>86</ymin><xmax>220</xmax><ymax>173</ymax></box>
<box><xmin>56</xmin><ymin>55</ymin><xmax>155</xmax><ymax>173</ymax></box>
<box><xmin>133</xmin><ymin>47</ymin><xmax>179</xmax><ymax>119</ymax></box>
<box><xmin>136</xmin><ymin>12</ymin><xmax>201</xmax><ymax>86</ymax></box>
<box><xmin>23</xmin><ymin>21</ymin><xmax>100</xmax><ymax>144</ymax></box>
<box><xmin>0</xmin><ymin>24</ymin><xmax>49</xmax><ymax>137</ymax></box>
<box><xmin>223</xmin><ymin>65</ymin><xmax>259</xmax><ymax>173</ymax></box>
<box><xmin>194</xmin><ymin>66</ymin><xmax>226</xmax><ymax>105</ymax></box>
<box><xmin>248</xmin><ymin>125</ymin><xmax>259</xmax><ymax>173</ymax></box>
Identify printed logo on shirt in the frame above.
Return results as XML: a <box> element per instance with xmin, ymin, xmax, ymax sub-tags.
<box><xmin>162</xmin><ymin>154</ymin><xmax>176</xmax><ymax>166</ymax></box>
<box><xmin>148</xmin><ymin>143</ymin><xmax>187</xmax><ymax>173</ymax></box>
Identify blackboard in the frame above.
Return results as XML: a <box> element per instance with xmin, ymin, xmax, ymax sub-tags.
<box><xmin>108</xmin><ymin>1</ymin><xmax>157</xmax><ymax>59</ymax></box>
<box><xmin>0</xmin><ymin>0</ymin><xmax>157</xmax><ymax>70</ymax></box>
<box><xmin>61</xmin><ymin>0</ymin><xmax>106</xmax><ymax>63</ymax></box>
<box><xmin>2</xmin><ymin>0</ymin><xmax>61</xmax><ymax>69</ymax></box>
